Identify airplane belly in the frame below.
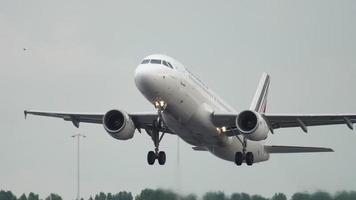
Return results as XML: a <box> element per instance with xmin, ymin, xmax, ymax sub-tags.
<box><xmin>161</xmin><ymin>75</ymin><xmax>230</xmax><ymax>146</ymax></box>
<box><xmin>138</xmin><ymin>70</ymin><xmax>231</xmax><ymax>147</ymax></box>
<box><xmin>163</xmin><ymin>102</ymin><xmax>229</xmax><ymax>146</ymax></box>
<box><xmin>165</xmin><ymin>76</ymin><xmax>198</xmax><ymax>124</ymax></box>
<box><xmin>162</xmin><ymin>114</ymin><xmax>202</xmax><ymax>146</ymax></box>
<box><xmin>208</xmin><ymin>138</ymin><xmax>270</xmax><ymax>163</ymax></box>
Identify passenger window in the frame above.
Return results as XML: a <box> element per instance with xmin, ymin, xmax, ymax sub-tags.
<box><xmin>141</xmin><ymin>59</ymin><xmax>150</xmax><ymax>64</ymax></box>
<box><xmin>150</xmin><ymin>59</ymin><xmax>161</xmax><ymax>64</ymax></box>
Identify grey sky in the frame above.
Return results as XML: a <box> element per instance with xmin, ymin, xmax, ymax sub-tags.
<box><xmin>1</xmin><ymin>0</ymin><xmax>356</xmax><ymax>199</ymax></box>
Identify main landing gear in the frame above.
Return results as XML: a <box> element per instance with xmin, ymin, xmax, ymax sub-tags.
<box><xmin>147</xmin><ymin>100</ymin><xmax>167</xmax><ymax>166</ymax></box>
<box><xmin>234</xmin><ymin>136</ymin><xmax>254</xmax><ymax>166</ymax></box>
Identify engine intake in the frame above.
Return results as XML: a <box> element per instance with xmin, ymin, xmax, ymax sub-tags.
<box><xmin>103</xmin><ymin>109</ymin><xmax>135</xmax><ymax>140</ymax></box>
<box><xmin>236</xmin><ymin>110</ymin><xmax>269</xmax><ymax>141</ymax></box>
<box><xmin>236</xmin><ymin>110</ymin><xmax>258</xmax><ymax>133</ymax></box>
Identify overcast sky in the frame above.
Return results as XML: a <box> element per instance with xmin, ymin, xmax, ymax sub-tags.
<box><xmin>1</xmin><ymin>0</ymin><xmax>356</xmax><ymax>199</ymax></box>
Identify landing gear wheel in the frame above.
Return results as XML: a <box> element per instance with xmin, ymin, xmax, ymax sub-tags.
<box><xmin>158</xmin><ymin>151</ymin><xmax>166</xmax><ymax>165</ymax></box>
<box><xmin>147</xmin><ymin>151</ymin><xmax>156</xmax><ymax>165</ymax></box>
<box><xmin>245</xmin><ymin>152</ymin><xmax>254</xmax><ymax>166</ymax></box>
<box><xmin>234</xmin><ymin>152</ymin><xmax>243</xmax><ymax>166</ymax></box>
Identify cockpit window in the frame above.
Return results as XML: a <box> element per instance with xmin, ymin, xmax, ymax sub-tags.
<box><xmin>162</xmin><ymin>60</ymin><xmax>173</xmax><ymax>69</ymax></box>
<box><xmin>141</xmin><ymin>58</ymin><xmax>174</xmax><ymax>69</ymax></box>
<box><xmin>150</xmin><ymin>59</ymin><xmax>161</xmax><ymax>64</ymax></box>
<box><xmin>162</xmin><ymin>60</ymin><xmax>169</xmax><ymax>67</ymax></box>
<box><xmin>167</xmin><ymin>62</ymin><xmax>173</xmax><ymax>69</ymax></box>
<box><xmin>141</xmin><ymin>59</ymin><xmax>150</xmax><ymax>64</ymax></box>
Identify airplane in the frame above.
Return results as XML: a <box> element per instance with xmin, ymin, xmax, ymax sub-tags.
<box><xmin>24</xmin><ymin>54</ymin><xmax>356</xmax><ymax>166</ymax></box>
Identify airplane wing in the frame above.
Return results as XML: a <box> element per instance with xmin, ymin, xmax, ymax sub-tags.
<box><xmin>264</xmin><ymin>145</ymin><xmax>334</xmax><ymax>153</ymax></box>
<box><xmin>24</xmin><ymin>110</ymin><xmax>103</xmax><ymax>127</ymax></box>
<box><xmin>24</xmin><ymin>110</ymin><xmax>171</xmax><ymax>133</ymax></box>
<box><xmin>263</xmin><ymin>114</ymin><xmax>356</xmax><ymax>133</ymax></box>
<box><xmin>212</xmin><ymin>112</ymin><xmax>356</xmax><ymax>133</ymax></box>
<box><xmin>212</xmin><ymin>73</ymin><xmax>356</xmax><ymax>134</ymax></box>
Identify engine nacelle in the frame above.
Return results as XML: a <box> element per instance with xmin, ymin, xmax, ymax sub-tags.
<box><xmin>235</xmin><ymin>110</ymin><xmax>269</xmax><ymax>141</ymax></box>
<box><xmin>103</xmin><ymin>109</ymin><xmax>135</xmax><ymax>140</ymax></box>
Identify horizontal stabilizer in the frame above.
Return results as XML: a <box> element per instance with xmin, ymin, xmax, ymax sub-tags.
<box><xmin>265</xmin><ymin>145</ymin><xmax>333</xmax><ymax>153</ymax></box>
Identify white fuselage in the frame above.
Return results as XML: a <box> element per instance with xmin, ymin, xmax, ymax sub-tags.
<box><xmin>134</xmin><ymin>55</ymin><xmax>269</xmax><ymax>163</ymax></box>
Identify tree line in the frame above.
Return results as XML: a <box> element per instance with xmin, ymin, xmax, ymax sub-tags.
<box><xmin>1</xmin><ymin>189</ymin><xmax>356</xmax><ymax>200</ymax></box>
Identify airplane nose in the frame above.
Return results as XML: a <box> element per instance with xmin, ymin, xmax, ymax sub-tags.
<box><xmin>134</xmin><ymin>66</ymin><xmax>149</xmax><ymax>90</ymax></box>
<box><xmin>134</xmin><ymin>64</ymin><xmax>163</xmax><ymax>97</ymax></box>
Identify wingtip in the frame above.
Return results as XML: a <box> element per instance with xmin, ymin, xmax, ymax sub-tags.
<box><xmin>322</xmin><ymin>147</ymin><xmax>334</xmax><ymax>152</ymax></box>
<box><xmin>24</xmin><ymin>110</ymin><xmax>28</xmax><ymax>119</ymax></box>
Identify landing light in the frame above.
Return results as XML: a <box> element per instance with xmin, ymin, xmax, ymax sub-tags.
<box><xmin>221</xmin><ymin>126</ymin><xmax>227</xmax><ymax>133</ymax></box>
<box><xmin>216</xmin><ymin>126</ymin><xmax>227</xmax><ymax>134</ymax></box>
<box><xmin>159</xmin><ymin>100</ymin><xmax>165</xmax><ymax>107</ymax></box>
<box><xmin>154</xmin><ymin>101</ymin><xmax>160</xmax><ymax>108</ymax></box>
<box><xmin>154</xmin><ymin>100</ymin><xmax>167</xmax><ymax>110</ymax></box>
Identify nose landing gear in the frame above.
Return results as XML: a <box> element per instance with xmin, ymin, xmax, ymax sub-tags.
<box><xmin>146</xmin><ymin>128</ymin><xmax>166</xmax><ymax>165</ymax></box>
<box><xmin>146</xmin><ymin>100</ymin><xmax>168</xmax><ymax>166</ymax></box>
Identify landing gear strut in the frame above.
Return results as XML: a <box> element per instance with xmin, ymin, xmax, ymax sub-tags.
<box><xmin>147</xmin><ymin>100</ymin><xmax>167</xmax><ymax>165</ymax></box>
<box><xmin>234</xmin><ymin>136</ymin><xmax>254</xmax><ymax>166</ymax></box>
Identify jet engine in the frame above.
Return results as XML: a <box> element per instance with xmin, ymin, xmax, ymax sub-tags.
<box><xmin>235</xmin><ymin>110</ymin><xmax>269</xmax><ymax>141</ymax></box>
<box><xmin>103</xmin><ymin>109</ymin><xmax>135</xmax><ymax>140</ymax></box>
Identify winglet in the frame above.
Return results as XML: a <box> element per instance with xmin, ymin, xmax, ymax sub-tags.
<box><xmin>24</xmin><ymin>110</ymin><xmax>28</xmax><ymax>119</ymax></box>
<box><xmin>250</xmin><ymin>73</ymin><xmax>270</xmax><ymax>113</ymax></box>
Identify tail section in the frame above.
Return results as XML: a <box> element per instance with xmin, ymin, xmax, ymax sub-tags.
<box><xmin>250</xmin><ymin>73</ymin><xmax>270</xmax><ymax>113</ymax></box>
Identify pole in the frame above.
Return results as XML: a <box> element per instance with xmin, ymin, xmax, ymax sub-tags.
<box><xmin>77</xmin><ymin>135</ymin><xmax>80</xmax><ymax>200</ymax></box>
<box><xmin>176</xmin><ymin>137</ymin><xmax>181</xmax><ymax>200</ymax></box>
<box><xmin>72</xmin><ymin>134</ymin><xmax>85</xmax><ymax>200</ymax></box>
